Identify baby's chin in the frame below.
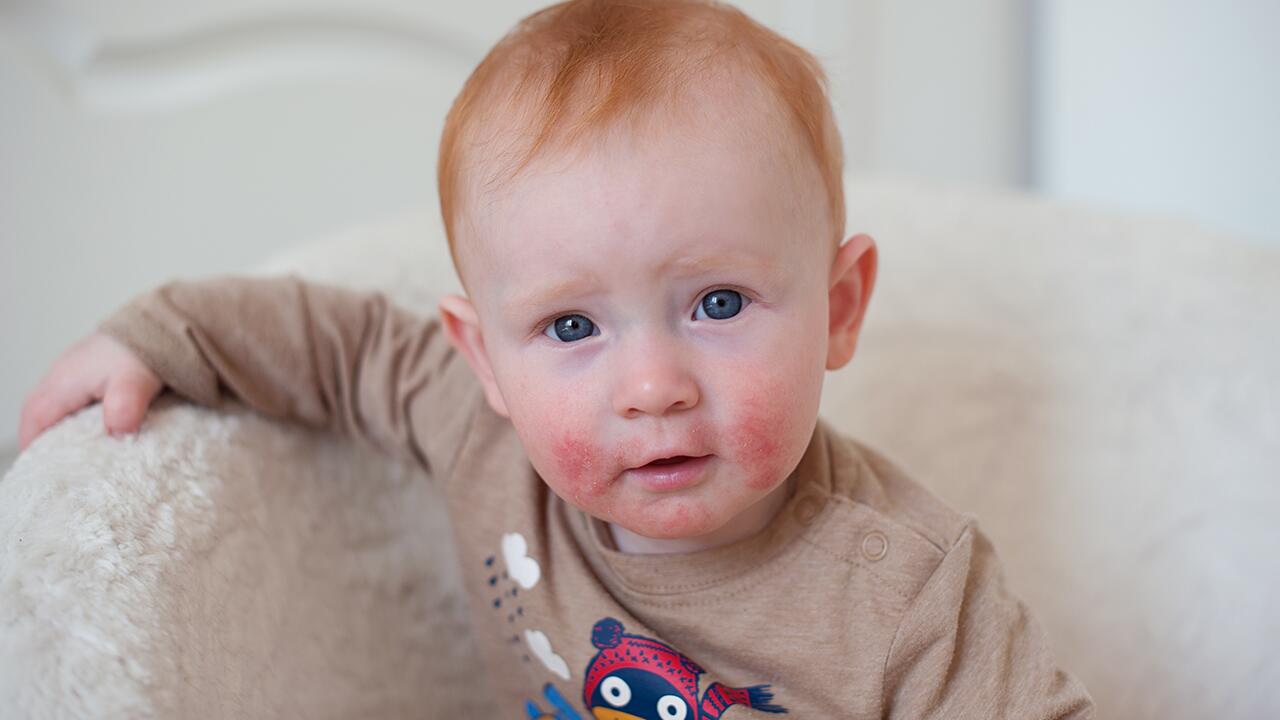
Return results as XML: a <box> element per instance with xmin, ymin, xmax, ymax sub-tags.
<box><xmin>605</xmin><ymin>495</ymin><xmax>729</xmax><ymax>540</ymax></box>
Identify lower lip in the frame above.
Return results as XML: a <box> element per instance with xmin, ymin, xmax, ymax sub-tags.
<box><xmin>624</xmin><ymin>455</ymin><xmax>713</xmax><ymax>492</ymax></box>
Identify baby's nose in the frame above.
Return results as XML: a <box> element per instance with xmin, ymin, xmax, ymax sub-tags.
<box><xmin>611</xmin><ymin>341</ymin><xmax>700</xmax><ymax>418</ymax></box>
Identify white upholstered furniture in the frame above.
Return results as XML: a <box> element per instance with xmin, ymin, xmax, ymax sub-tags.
<box><xmin>2</xmin><ymin>177</ymin><xmax>1278</xmax><ymax>718</ymax></box>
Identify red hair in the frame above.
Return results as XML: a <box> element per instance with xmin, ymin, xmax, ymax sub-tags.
<box><xmin>437</xmin><ymin>0</ymin><xmax>844</xmax><ymax>274</ymax></box>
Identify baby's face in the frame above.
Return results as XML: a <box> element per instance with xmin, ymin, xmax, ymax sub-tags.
<box><xmin>443</xmin><ymin>108</ymin><xmax>871</xmax><ymax>541</ymax></box>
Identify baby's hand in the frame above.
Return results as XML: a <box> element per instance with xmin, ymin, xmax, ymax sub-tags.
<box><xmin>18</xmin><ymin>332</ymin><xmax>163</xmax><ymax>450</ymax></box>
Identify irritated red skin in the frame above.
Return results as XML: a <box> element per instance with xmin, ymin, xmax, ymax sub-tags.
<box><xmin>515</xmin><ymin>299</ymin><xmax>833</xmax><ymax>543</ymax></box>
<box><xmin>552</xmin><ymin>435</ymin><xmax>597</xmax><ymax>489</ymax></box>
<box><xmin>728</xmin><ymin>390</ymin><xmax>788</xmax><ymax>491</ymax></box>
<box><xmin>549</xmin><ymin>385</ymin><xmax>798</xmax><ymax>527</ymax></box>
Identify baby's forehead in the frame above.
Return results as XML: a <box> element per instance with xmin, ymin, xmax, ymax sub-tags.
<box><xmin>457</xmin><ymin>144</ymin><xmax>821</xmax><ymax>304</ymax></box>
<box><xmin>449</xmin><ymin>68</ymin><xmax>830</xmax><ymax>289</ymax></box>
<box><xmin>476</xmin><ymin>121</ymin><xmax>806</xmax><ymax>230</ymax></box>
<box><xmin>481</xmin><ymin>67</ymin><xmax>793</xmax><ymax>175</ymax></box>
<box><xmin>466</xmin><ymin>71</ymin><xmax>813</xmax><ymax>218</ymax></box>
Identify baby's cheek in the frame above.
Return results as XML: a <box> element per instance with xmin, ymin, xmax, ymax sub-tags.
<box><xmin>551</xmin><ymin>434</ymin><xmax>598</xmax><ymax>488</ymax></box>
<box><xmin>545</xmin><ymin>426</ymin><xmax>625</xmax><ymax>505</ymax></box>
<box><xmin>727</xmin><ymin>375</ymin><xmax>814</xmax><ymax>491</ymax></box>
<box><xmin>508</xmin><ymin>382</ymin><xmax>607</xmax><ymax>501</ymax></box>
<box><xmin>729</xmin><ymin>396</ymin><xmax>785</xmax><ymax>490</ymax></box>
<box><xmin>547</xmin><ymin>427</ymin><xmax>616</xmax><ymax>489</ymax></box>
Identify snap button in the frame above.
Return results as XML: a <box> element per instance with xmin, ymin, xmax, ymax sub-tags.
<box><xmin>861</xmin><ymin>531</ymin><xmax>888</xmax><ymax>562</ymax></box>
<box><xmin>792</xmin><ymin>495</ymin><xmax>823</xmax><ymax>525</ymax></box>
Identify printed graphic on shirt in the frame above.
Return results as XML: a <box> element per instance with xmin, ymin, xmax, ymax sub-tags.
<box><xmin>581</xmin><ymin>617</ymin><xmax>787</xmax><ymax>719</ymax></box>
<box><xmin>503</xmin><ymin>532</ymin><xmax>543</xmax><ymax>589</ymax></box>
<box><xmin>525</xmin><ymin>683</ymin><xmax>581</xmax><ymax>720</ymax></box>
<box><xmin>492</xmin><ymin>532</ymin><xmax>785</xmax><ymax>718</ymax></box>
<box><xmin>526</xmin><ymin>628</ymin><xmax>571</xmax><ymax>680</ymax></box>
<box><xmin>483</xmin><ymin>532</ymin><xmax>542</xmax><ymax>671</ymax></box>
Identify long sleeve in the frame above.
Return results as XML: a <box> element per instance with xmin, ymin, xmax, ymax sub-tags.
<box><xmin>883</xmin><ymin>524</ymin><xmax>1095</xmax><ymax>719</ymax></box>
<box><xmin>97</xmin><ymin>274</ymin><xmax>481</xmax><ymax>479</ymax></box>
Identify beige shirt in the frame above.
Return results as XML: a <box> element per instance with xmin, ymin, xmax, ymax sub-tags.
<box><xmin>100</xmin><ymin>275</ymin><xmax>1094</xmax><ymax>719</ymax></box>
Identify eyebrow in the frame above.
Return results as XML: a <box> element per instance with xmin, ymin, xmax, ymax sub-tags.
<box><xmin>510</xmin><ymin>276</ymin><xmax>602</xmax><ymax>313</ymax></box>
<box><xmin>660</xmin><ymin>253</ymin><xmax>775</xmax><ymax>277</ymax></box>
<box><xmin>508</xmin><ymin>253</ymin><xmax>777</xmax><ymax>312</ymax></box>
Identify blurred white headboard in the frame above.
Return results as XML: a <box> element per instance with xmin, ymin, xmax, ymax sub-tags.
<box><xmin>0</xmin><ymin>0</ymin><xmax>544</xmax><ymax>450</ymax></box>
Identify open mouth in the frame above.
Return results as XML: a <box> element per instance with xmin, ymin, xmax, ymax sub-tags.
<box><xmin>626</xmin><ymin>454</ymin><xmax>713</xmax><ymax>492</ymax></box>
<box><xmin>646</xmin><ymin>455</ymin><xmax>696</xmax><ymax>467</ymax></box>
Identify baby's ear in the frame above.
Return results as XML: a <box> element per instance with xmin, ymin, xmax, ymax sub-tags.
<box><xmin>826</xmin><ymin>233</ymin><xmax>878</xmax><ymax>370</ymax></box>
<box><xmin>438</xmin><ymin>295</ymin><xmax>511</xmax><ymax>418</ymax></box>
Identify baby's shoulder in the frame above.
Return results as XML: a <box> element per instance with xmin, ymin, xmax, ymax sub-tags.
<box><xmin>808</xmin><ymin>422</ymin><xmax>975</xmax><ymax>582</ymax></box>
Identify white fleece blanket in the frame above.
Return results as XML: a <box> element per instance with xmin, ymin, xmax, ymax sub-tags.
<box><xmin>2</xmin><ymin>176</ymin><xmax>1277</xmax><ymax>718</ymax></box>
<box><xmin>0</xmin><ymin>399</ymin><xmax>489</xmax><ymax>718</ymax></box>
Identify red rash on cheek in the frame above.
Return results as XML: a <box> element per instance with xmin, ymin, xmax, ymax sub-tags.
<box><xmin>552</xmin><ymin>432</ymin><xmax>634</xmax><ymax>504</ymax></box>
<box><xmin>552</xmin><ymin>434</ymin><xmax>599</xmax><ymax>489</ymax></box>
<box><xmin>729</xmin><ymin>391</ymin><xmax>789</xmax><ymax>490</ymax></box>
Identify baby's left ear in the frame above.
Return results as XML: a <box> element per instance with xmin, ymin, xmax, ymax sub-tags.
<box><xmin>826</xmin><ymin>233</ymin><xmax>878</xmax><ymax>370</ymax></box>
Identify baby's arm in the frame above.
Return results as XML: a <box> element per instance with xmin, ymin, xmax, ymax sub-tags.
<box><xmin>20</xmin><ymin>275</ymin><xmax>474</xmax><ymax>473</ymax></box>
<box><xmin>883</xmin><ymin>524</ymin><xmax>1095</xmax><ymax>718</ymax></box>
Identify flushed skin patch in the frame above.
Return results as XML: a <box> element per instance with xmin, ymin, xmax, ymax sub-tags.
<box><xmin>727</xmin><ymin>386</ymin><xmax>792</xmax><ymax>492</ymax></box>
<box><xmin>505</xmin><ymin>309</ymin><xmax>825</xmax><ymax>542</ymax></box>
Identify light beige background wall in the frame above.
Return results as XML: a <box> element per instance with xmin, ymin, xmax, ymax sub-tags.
<box><xmin>1034</xmin><ymin>0</ymin><xmax>1280</xmax><ymax>242</ymax></box>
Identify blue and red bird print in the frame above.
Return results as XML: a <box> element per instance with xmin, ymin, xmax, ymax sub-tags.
<box><xmin>579</xmin><ymin>617</ymin><xmax>786</xmax><ymax>719</ymax></box>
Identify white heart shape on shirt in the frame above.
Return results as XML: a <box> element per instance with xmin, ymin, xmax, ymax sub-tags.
<box><xmin>502</xmin><ymin>532</ymin><xmax>542</xmax><ymax>590</ymax></box>
<box><xmin>525</xmin><ymin>629</ymin><xmax>571</xmax><ymax>680</ymax></box>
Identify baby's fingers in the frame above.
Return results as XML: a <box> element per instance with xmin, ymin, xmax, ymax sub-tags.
<box><xmin>18</xmin><ymin>383</ymin><xmax>95</xmax><ymax>451</ymax></box>
<box><xmin>102</xmin><ymin>369</ymin><xmax>163</xmax><ymax>438</ymax></box>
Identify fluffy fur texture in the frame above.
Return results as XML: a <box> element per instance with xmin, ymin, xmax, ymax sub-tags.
<box><xmin>2</xmin><ymin>178</ymin><xmax>1278</xmax><ymax>718</ymax></box>
<box><xmin>0</xmin><ymin>399</ymin><xmax>486</xmax><ymax>718</ymax></box>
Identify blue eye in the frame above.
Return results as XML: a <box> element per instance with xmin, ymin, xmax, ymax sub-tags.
<box><xmin>545</xmin><ymin>314</ymin><xmax>596</xmax><ymax>342</ymax></box>
<box><xmin>695</xmin><ymin>289</ymin><xmax>745</xmax><ymax>320</ymax></box>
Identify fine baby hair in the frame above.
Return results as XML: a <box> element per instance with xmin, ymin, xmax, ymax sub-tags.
<box><xmin>437</xmin><ymin>0</ymin><xmax>847</xmax><ymax>278</ymax></box>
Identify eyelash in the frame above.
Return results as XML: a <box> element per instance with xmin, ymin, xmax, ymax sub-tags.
<box><xmin>534</xmin><ymin>286</ymin><xmax>753</xmax><ymax>341</ymax></box>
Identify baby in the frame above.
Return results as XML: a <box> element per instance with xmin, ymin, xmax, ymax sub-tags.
<box><xmin>19</xmin><ymin>0</ymin><xmax>1093</xmax><ymax>716</ymax></box>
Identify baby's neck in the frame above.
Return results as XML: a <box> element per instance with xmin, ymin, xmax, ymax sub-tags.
<box><xmin>606</xmin><ymin>476</ymin><xmax>795</xmax><ymax>555</ymax></box>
